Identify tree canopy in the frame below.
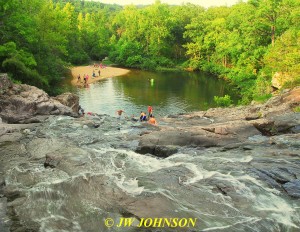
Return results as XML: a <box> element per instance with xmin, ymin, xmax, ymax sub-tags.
<box><xmin>0</xmin><ymin>0</ymin><xmax>299</xmax><ymax>100</ymax></box>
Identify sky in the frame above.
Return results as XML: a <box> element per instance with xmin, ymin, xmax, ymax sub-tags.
<box><xmin>93</xmin><ymin>0</ymin><xmax>243</xmax><ymax>8</ymax></box>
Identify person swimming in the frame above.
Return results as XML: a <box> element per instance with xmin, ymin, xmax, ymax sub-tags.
<box><xmin>116</xmin><ymin>110</ymin><xmax>125</xmax><ymax>119</ymax></box>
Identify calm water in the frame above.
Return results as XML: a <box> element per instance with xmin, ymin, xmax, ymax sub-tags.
<box><xmin>76</xmin><ymin>69</ymin><xmax>237</xmax><ymax>117</ymax></box>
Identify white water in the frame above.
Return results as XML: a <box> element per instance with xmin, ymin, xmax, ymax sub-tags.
<box><xmin>3</xmin><ymin>116</ymin><xmax>300</xmax><ymax>232</ymax></box>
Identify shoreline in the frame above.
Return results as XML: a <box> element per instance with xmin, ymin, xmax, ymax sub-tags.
<box><xmin>70</xmin><ymin>65</ymin><xmax>131</xmax><ymax>86</ymax></box>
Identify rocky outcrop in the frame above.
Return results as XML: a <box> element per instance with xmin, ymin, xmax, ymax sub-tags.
<box><xmin>0</xmin><ymin>73</ymin><xmax>78</xmax><ymax>123</ymax></box>
<box><xmin>137</xmin><ymin>87</ymin><xmax>300</xmax><ymax>154</ymax></box>
<box><xmin>54</xmin><ymin>92</ymin><xmax>79</xmax><ymax>113</ymax></box>
<box><xmin>271</xmin><ymin>72</ymin><xmax>294</xmax><ymax>89</ymax></box>
<box><xmin>0</xmin><ymin>73</ymin><xmax>13</xmax><ymax>93</ymax></box>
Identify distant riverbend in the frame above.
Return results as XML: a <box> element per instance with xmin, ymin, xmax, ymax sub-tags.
<box><xmin>73</xmin><ymin>68</ymin><xmax>238</xmax><ymax>117</ymax></box>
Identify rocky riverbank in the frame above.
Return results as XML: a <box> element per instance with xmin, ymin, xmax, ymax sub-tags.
<box><xmin>138</xmin><ymin>87</ymin><xmax>300</xmax><ymax>156</ymax></box>
<box><xmin>0</xmin><ymin>74</ymin><xmax>79</xmax><ymax>124</ymax></box>
<box><xmin>0</xmin><ymin>74</ymin><xmax>299</xmax><ymax>231</ymax></box>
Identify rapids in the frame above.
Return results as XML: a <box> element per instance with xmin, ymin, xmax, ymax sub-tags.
<box><xmin>1</xmin><ymin>114</ymin><xmax>300</xmax><ymax>232</ymax></box>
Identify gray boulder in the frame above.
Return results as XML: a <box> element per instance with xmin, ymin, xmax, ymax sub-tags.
<box><xmin>44</xmin><ymin>153</ymin><xmax>63</xmax><ymax>168</ymax></box>
<box><xmin>136</xmin><ymin>145</ymin><xmax>178</xmax><ymax>157</ymax></box>
<box><xmin>283</xmin><ymin>179</ymin><xmax>300</xmax><ymax>198</ymax></box>
<box><xmin>0</xmin><ymin>74</ymin><xmax>78</xmax><ymax>123</ymax></box>
<box><xmin>54</xmin><ymin>92</ymin><xmax>79</xmax><ymax>113</ymax></box>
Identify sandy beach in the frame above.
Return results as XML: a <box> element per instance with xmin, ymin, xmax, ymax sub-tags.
<box><xmin>71</xmin><ymin>65</ymin><xmax>130</xmax><ymax>86</ymax></box>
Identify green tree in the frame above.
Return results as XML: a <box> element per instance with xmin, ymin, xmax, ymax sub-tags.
<box><xmin>264</xmin><ymin>29</ymin><xmax>300</xmax><ymax>81</ymax></box>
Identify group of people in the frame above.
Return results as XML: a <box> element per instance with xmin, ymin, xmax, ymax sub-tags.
<box><xmin>93</xmin><ymin>63</ymin><xmax>106</xmax><ymax>69</ymax></box>
<box><xmin>77</xmin><ymin>70</ymin><xmax>102</xmax><ymax>85</ymax></box>
<box><xmin>77</xmin><ymin>74</ymin><xmax>90</xmax><ymax>85</ymax></box>
<box><xmin>91</xmin><ymin>62</ymin><xmax>106</xmax><ymax>78</ymax></box>
<box><xmin>92</xmin><ymin>70</ymin><xmax>101</xmax><ymax>78</ymax></box>
<box><xmin>76</xmin><ymin>62</ymin><xmax>107</xmax><ymax>87</ymax></box>
<box><xmin>78</xmin><ymin>105</ymin><xmax>157</xmax><ymax>130</ymax></box>
<box><xmin>116</xmin><ymin>105</ymin><xmax>157</xmax><ymax>125</ymax></box>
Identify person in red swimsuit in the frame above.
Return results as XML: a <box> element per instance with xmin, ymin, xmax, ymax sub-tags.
<box><xmin>147</xmin><ymin>105</ymin><xmax>153</xmax><ymax>118</ymax></box>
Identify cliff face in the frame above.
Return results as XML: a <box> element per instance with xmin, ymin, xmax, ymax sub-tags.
<box><xmin>0</xmin><ymin>73</ymin><xmax>79</xmax><ymax>123</ymax></box>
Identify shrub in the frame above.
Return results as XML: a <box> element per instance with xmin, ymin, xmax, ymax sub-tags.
<box><xmin>214</xmin><ymin>95</ymin><xmax>233</xmax><ymax>107</ymax></box>
<box><xmin>283</xmin><ymin>77</ymin><xmax>300</xmax><ymax>89</ymax></box>
<box><xmin>254</xmin><ymin>73</ymin><xmax>272</xmax><ymax>97</ymax></box>
<box><xmin>293</xmin><ymin>106</ymin><xmax>300</xmax><ymax>112</ymax></box>
<box><xmin>156</xmin><ymin>67</ymin><xmax>180</xmax><ymax>72</ymax></box>
<box><xmin>69</xmin><ymin>52</ymin><xmax>90</xmax><ymax>65</ymax></box>
<box><xmin>253</xmin><ymin>93</ymin><xmax>272</xmax><ymax>103</ymax></box>
<box><xmin>155</xmin><ymin>57</ymin><xmax>174</xmax><ymax>67</ymax></box>
<box><xmin>108</xmin><ymin>50</ymin><xmax>119</xmax><ymax>63</ymax></box>
<box><xmin>2</xmin><ymin>57</ymin><xmax>48</xmax><ymax>88</ymax></box>
<box><xmin>141</xmin><ymin>58</ymin><xmax>157</xmax><ymax>70</ymax></box>
<box><xmin>126</xmin><ymin>55</ymin><xmax>143</xmax><ymax>67</ymax></box>
<box><xmin>180</xmin><ymin>59</ymin><xmax>200</xmax><ymax>71</ymax></box>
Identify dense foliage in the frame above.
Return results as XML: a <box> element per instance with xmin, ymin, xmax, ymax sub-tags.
<box><xmin>214</xmin><ymin>95</ymin><xmax>233</xmax><ymax>107</ymax></box>
<box><xmin>0</xmin><ymin>0</ymin><xmax>299</xmax><ymax>100</ymax></box>
<box><xmin>0</xmin><ymin>0</ymin><xmax>121</xmax><ymax>94</ymax></box>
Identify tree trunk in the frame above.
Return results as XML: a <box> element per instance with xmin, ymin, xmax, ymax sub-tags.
<box><xmin>271</xmin><ymin>25</ymin><xmax>275</xmax><ymax>47</ymax></box>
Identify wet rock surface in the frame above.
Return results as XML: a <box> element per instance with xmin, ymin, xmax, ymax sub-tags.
<box><xmin>0</xmin><ymin>86</ymin><xmax>299</xmax><ymax>231</ymax></box>
<box><xmin>136</xmin><ymin>145</ymin><xmax>179</xmax><ymax>158</ymax></box>
<box><xmin>283</xmin><ymin>179</ymin><xmax>300</xmax><ymax>198</ymax></box>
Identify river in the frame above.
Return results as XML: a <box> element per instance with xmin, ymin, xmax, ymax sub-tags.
<box><xmin>75</xmin><ymin>69</ymin><xmax>237</xmax><ymax>117</ymax></box>
<box><xmin>1</xmin><ymin>71</ymin><xmax>299</xmax><ymax>232</ymax></box>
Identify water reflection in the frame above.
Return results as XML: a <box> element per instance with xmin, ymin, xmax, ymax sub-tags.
<box><xmin>76</xmin><ymin>70</ymin><xmax>237</xmax><ymax>117</ymax></box>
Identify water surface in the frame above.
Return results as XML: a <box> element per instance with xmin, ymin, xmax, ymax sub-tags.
<box><xmin>76</xmin><ymin>70</ymin><xmax>237</xmax><ymax>117</ymax></box>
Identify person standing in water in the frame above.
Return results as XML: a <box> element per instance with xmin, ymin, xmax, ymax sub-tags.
<box><xmin>147</xmin><ymin>106</ymin><xmax>153</xmax><ymax>118</ymax></box>
<box><xmin>83</xmin><ymin>74</ymin><xmax>86</xmax><ymax>84</ymax></box>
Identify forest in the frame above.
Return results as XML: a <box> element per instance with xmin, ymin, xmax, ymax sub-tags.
<box><xmin>0</xmin><ymin>0</ymin><xmax>299</xmax><ymax>103</ymax></box>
